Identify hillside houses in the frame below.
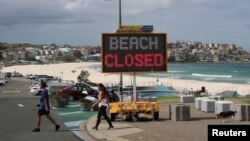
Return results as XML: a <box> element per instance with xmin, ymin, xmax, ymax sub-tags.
<box><xmin>0</xmin><ymin>44</ymin><xmax>101</xmax><ymax>65</ymax></box>
<box><xmin>168</xmin><ymin>41</ymin><xmax>249</xmax><ymax>62</ymax></box>
<box><xmin>0</xmin><ymin>41</ymin><xmax>248</xmax><ymax>64</ymax></box>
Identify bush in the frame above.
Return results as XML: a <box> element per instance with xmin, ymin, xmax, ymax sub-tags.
<box><xmin>61</xmin><ymin>93</ymin><xmax>69</xmax><ymax>100</ymax></box>
<box><xmin>79</xmin><ymin>96</ymin><xmax>92</xmax><ymax>103</ymax></box>
<box><xmin>77</xmin><ymin>70</ymin><xmax>90</xmax><ymax>82</ymax></box>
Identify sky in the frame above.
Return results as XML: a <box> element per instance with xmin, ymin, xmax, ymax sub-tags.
<box><xmin>0</xmin><ymin>0</ymin><xmax>250</xmax><ymax>50</ymax></box>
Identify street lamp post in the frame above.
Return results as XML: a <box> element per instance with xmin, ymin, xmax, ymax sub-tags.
<box><xmin>104</xmin><ymin>0</ymin><xmax>123</xmax><ymax>102</ymax></box>
<box><xmin>119</xmin><ymin>0</ymin><xmax>121</xmax><ymax>26</ymax></box>
<box><xmin>118</xmin><ymin>0</ymin><xmax>123</xmax><ymax>102</ymax></box>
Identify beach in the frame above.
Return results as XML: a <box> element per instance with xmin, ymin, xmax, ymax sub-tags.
<box><xmin>2</xmin><ymin>62</ymin><xmax>250</xmax><ymax>95</ymax></box>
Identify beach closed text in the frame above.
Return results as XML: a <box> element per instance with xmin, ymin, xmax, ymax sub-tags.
<box><xmin>102</xmin><ymin>33</ymin><xmax>167</xmax><ymax>72</ymax></box>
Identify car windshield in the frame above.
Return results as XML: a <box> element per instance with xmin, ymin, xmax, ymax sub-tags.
<box><xmin>73</xmin><ymin>83</ymin><xmax>91</xmax><ymax>91</ymax></box>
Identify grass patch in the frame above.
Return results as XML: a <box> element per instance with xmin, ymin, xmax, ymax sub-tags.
<box><xmin>157</xmin><ymin>96</ymin><xmax>250</xmax><ymax>104</ymax></box>
<box><xmin>157</xmin><ymin>96</ymin><xmax>180</xmax><ymax>103</ymax></box>
<box><xmin>224</xmin><ymin>97</ymin><xmax>250</xmax><ymax>104</ymax></box>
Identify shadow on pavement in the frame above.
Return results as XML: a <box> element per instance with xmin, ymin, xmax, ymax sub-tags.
<box><xmin>190</xmin><ymin>116</ymin><xmax>216</xmax><ymax>121</ymax></box>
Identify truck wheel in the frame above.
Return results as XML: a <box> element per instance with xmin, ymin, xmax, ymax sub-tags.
<box><xmin>132</xmin><ymin>111</ymin><xmax>139</xmax><ymax>122</ymax></box>
<box><xmin>111</xmin><ymin>113</ymin><xmax>116</xmax><ymax>121</ymax></box>
<box><xmin>132</xmin><ymin>114</ymin><xmax>139</xmax><ymax>122</ymax></box>
<box><xmin>153</xmin><ymin>112</ymin><xmax>159</xmax><ymax>120</ymax></box>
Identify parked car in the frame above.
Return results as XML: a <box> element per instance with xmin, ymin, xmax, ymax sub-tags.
<box><xmin>2</xmin><ymin>78</ymin><xmax>9</xmax><ymax>84</ymax></box>
<box><xmin>30</xmin><ymin>84</ymin><xmax>42</xmax><ymax>95</ymax></box>
<box><xmin>11</xmin><ymin>72</ymin><xmax>23</xmax><ymax>77</ymax></box>
<box><xmin>0</xmin><ymin>73</ymin><xmax>8</xmax><ymax>85</ymax></box>
<box><xmin>5</xmin><ymin>72</ymin><xmax>11</xmax><ymax>79</ymax></box>
<box><xmin>0</xmin><ymin>79</ymin><xmax>6</xmax><ymax>86</ymax></box>
<box><xmin>26</xmin><ymin>74</ymin><xmax>36</xmax><ymax>79</ymax></box>
<box><xmin>56</xmin><ymin>82</ymin><xmax>97</xmax><ymax>101</ymax></box>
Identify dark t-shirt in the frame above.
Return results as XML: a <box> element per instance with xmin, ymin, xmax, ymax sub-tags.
<box><xmin>39</xmin><ymin>89</ymin><xmax>50</xmax><ymax>110</ymax></box>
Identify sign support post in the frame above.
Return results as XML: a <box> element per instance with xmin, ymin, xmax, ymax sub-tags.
<box><xmin>118</xmin><ymin>0</ymin><xmax>123</xmax><ymax>103</ymax></box>
<box><xmin>132</xmin><ymin>73</ymin><xmax>137</xmax><ymax>102</ymax></box>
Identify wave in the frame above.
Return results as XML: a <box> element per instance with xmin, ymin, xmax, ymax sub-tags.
<box><xmin>168</xmin><ymin>71</ymin><xmax>184</xmax><ymax>73</ymax></box>
<box><xmin>192</xmin><ymin>73</ymin><xmax>232</xmax><ymax>78</ymax></box>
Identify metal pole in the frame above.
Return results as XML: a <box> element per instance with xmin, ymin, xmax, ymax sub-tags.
<box><xmin>119</xmin><ymin>0</ymin><xmax>123</xmax><ymax>102</ymax></box>
<box><xmin>133</xmin><ymin>73</ymin><xmax>137</xmax><ymax>102</ymax></box>
<box><xmin>119</xmin><ymin>0</ymin><xmax>122</xmax><ymax>26</ymax></box>
<box><xmin>156</xmin><ymin>73</ymin><xmax>159</xmax><ymax>82</ymax></box>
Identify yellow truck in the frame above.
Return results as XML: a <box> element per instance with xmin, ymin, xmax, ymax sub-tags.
<box><xmin>109</xmin><ymin>101</ymin><xmax>160</xmax><ymax>122</ymax></box>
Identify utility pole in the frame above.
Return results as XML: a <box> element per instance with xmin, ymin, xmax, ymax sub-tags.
<box><xmin>119</xmin><ymin>0</ymin><xmax>123</xmax><ymax>102</ymax></box>
<box><xmin>119</xmin><ymin>0</ymin><xmax>122</xmax><ymax>26</ymax></box>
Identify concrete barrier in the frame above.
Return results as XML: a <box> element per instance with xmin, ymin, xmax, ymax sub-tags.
<box><xmin>235</xmin><ymin>104</ymin><xmax>250</xmax><ymax>121</ymax></box>
<box><xmin>210</xmin><ymin>96</ymin><xmax>224</xmax><ymax>101</ymax></box>
<box><xmin>195</xmin><ymin>97</ymin><xmax>203</xmax><ymax>110</ymax></box>
<box><xmin>171</xmin><ymin>104</ymin><xmax>190</xmax><ymax>121</ymax></box>
<box><xmin>215</xmin><ymin>101</ymin><xmax>234</xmax><ymax>114</ymax></box>
<box><xmin>180</xmin><ymin>95</ymin><xmax>195</xmax><ymax>103</ymax></box>
<box><xmin>201</xmin><ymin>99</ymin><xmax>216</xmax><ymax>112</ymax></box>
<box><xmin>138</xmin><ymin>97</ymin><xmax>157</xmax><ymax>102</ymax></box>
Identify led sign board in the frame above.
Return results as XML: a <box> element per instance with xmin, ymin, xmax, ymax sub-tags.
<box><xmin>102</xmin><ymin>33</ymin><xmax>167</xmax><ymax>73</ymax></box>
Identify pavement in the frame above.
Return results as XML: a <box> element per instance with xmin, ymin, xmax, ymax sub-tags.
<box><xmin>82</xmin><ymin>103</ymin><xmax>250</xmax><ymax>141</ymax></box>
<box><xmin>82</xmin><ymin>115</ymin><xmax>144</xmax><ymax>141</ymax></box>
<box><xmin>52</xmin><ymin>102</ymin><xmax>97</xmax><ymax>140</ymax></box>
<box><xmin>0</xmin><ymin>78</ymin><xmax>82</xmax><ymax>141</ymax></box>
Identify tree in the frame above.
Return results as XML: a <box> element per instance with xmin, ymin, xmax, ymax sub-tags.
<box><xmin>0</xmin><ymin>53</ymin><xmax>3</xmax><ymax>60</ymax></box>
<box><xmin>77</xmin><ymin>70</ymin><xmax>90</xmax><ymax>82</ymax></box>
<box><xmin>73</xmin><ymin>50</ymin><xmax>82</xmax><ymax>59</ymax></box>
<box><xmin>56</xmin><ymin>55</ymin><xmax>78</xmax><ymax>62</ymax></box>
<box><xmin>228</xmin><ymin>49</ymin><xmax>233</xmax><ymax>55</ymax></box>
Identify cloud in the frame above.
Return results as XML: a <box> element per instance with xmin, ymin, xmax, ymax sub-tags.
<box><xmin>0</xmin><ymin>0</ymin><xmax>214</xmax><ymax>27</ymax></box>
<box><xmin>122</xmin><ymin>0</ymin><xmax>172</xmax><ymax>14</ymax></box>
<box><xmin>0</xmin><ymin>0</ymin><xmax>96</xmax><ymax>27</ymax></box>
<box><xmin>246</xmin><ymin>24</ymin><xmax>250</xmax><ymax>29</ymax></box>
<box><xmin>0</xmin><ymin>0</ymin><xmax>249</xmax><ymax>50</ymax></box>
<box><xmin>60</xmin><ymin>0</ymin><xmax>86</xmax><ymax>11</ymax></box>
<box><xmin>0</xmin><ymin>0</ymin><xmax>173</xmax><ymax>28</ymax></box>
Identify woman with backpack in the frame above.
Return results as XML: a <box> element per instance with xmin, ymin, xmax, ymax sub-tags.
<box><xmin>91</xmin><ymin>83</ymin><xmax>114</xmax><ymax>130</ymax></box>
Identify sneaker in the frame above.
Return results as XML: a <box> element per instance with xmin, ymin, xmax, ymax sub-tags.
<box><xmin>92</xmin><ymin>126</ymin><xmax>98</xmax><ymax>130</ymax></box>
<box><xmin>55</xmin><ymin>125</ymin><xmax>60</xmax><ymax>131</ymax></box>
<box><xmin>32</xmin><ymin>128</ymin><xmax>40</xmax><ymax>132</ymax></box>
<box><xmin>108</xmin><ymin>126</ymin><xmax>114</xmax><ymax>129</ymax></box>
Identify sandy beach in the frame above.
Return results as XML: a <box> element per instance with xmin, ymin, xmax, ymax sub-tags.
<box><xmin>2</xmin><ymin>62</ymin><xmax>250</xmax><ymax>95</ymax></box>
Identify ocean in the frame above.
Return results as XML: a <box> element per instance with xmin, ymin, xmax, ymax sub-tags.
<box><xmin>141</xmin><ymin>63</ymin><xmax>250</xmax><ymax>84</ymax></box>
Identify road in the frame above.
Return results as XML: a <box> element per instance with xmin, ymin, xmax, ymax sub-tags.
<box><xmin>0</xmin><ymin>78</ymin><xmax>82</xmax><ymax>141</ymax></box>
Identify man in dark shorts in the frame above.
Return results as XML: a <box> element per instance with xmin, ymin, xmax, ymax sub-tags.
<box><xmin>32</xmin><ymin>82</ymin><xmax>60</xmax><ymax>132</ymax></box>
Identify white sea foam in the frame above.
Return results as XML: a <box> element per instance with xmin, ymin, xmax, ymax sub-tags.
<box><xmin>192</xmin><ymin>73</ymin><xmax>232</xmax><ymax>78</ymax></box>
<box><xmin>168</xmin><ymin>71</ymin><xmax>184</xmax><ymax>73</ymax></box>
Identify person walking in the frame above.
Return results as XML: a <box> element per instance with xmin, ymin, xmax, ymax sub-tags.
<box><xmin>91</xmin><ymin>83</ymin><xmax>114</xmax><ymax>130</ymax></box>
<box><xmin>32</xmin><ymin>81</ymin><xmax>60</xmax><ymax>132</ymax></box>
